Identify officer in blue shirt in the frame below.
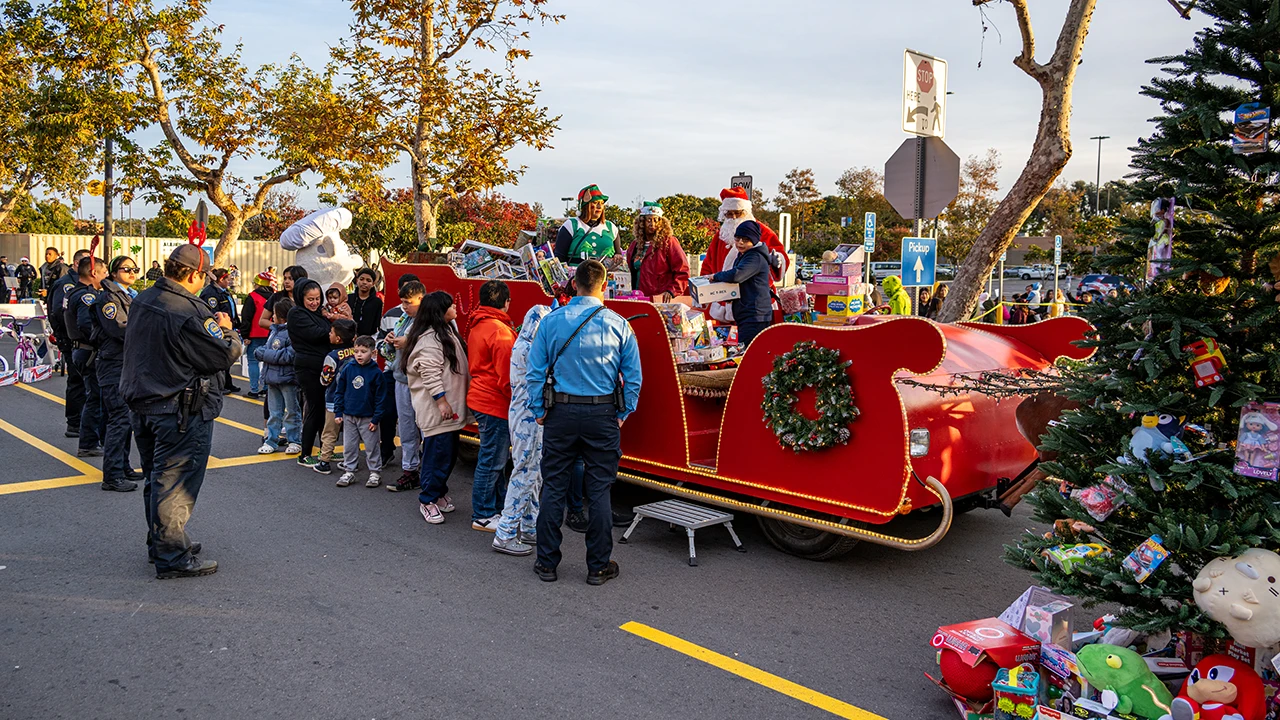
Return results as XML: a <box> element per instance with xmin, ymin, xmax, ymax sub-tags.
<box><xmin>526</xmin><ymin>259</ymin><xmax>642</xmax><ymax>585</ymax></box>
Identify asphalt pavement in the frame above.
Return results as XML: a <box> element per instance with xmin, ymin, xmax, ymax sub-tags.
<box><xmin>0</xmin><ymin>371</ymin><xmax>1051</xmax><ymax>720</ymax></box>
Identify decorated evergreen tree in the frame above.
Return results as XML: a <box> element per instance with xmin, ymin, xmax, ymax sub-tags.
<box><xmin>1005</xmin><ymin>0</ymin><xmax>1280</xmax><ymax>637</ymax></box>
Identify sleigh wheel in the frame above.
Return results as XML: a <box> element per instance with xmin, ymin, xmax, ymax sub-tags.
<box><xmin>756</xmin><ymin>516</ymin><xmax>862</xmax><ymax>561</ymax></box>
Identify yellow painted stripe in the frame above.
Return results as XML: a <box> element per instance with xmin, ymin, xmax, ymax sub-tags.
<box><xmin>208</xmin><ymin>452</ymin><xmax>299</xmax><ymax>469</ymax></box>
<box><xmin>0</xmin><ymin>417</ymin><xmax>101</xmax><ymax>476</ymax></box>
<box><xmin>225</xmin><ymin>393</ymin><xmax>263</xmax><ymax>406</ymax></box>
<box><xmin>0</xmin><ymin>474</ymin><xmax>100</xmax><ymax>495</ymax></box>
<box><xmin>232</xmin><ymin>374</ymin><xmax>250</xmax><ymax>382</ymax></box>
<box><xmin>619</xmin><ymin>622</ymin><xmax>885</xmax><ymax>720</ymax></box>
<box><xmin>16</xmin><ymin>382</ymin><xmax>263</xmax><ymax>436</ymax></box>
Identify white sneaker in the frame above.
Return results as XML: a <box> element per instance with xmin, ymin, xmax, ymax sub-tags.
<box><xmin>336</xmin><ymin>471</ymin><xmax>356</xmax><ymax>487</ymax></box>
<box><xmin>284</xmin><ymin>443</ymin><xmax>302</xmax><ymax>455</ymax></box>
<box><xmin>257</xmin><ymin>442</ymin><xmax>276</xmax><ymax>454</ymax></box>
<box><xmin>471</xmin><ymin>515</ymin><xmax>501</xmax><ymax>533</ymax></box>
<box><xmin>365</xmin><ymin>473</ymin><xmax>381</xmax><ymax>488</ymax></box>
<box><xmin>438</xmin><ymin>494</ymin><xmax>456</xmax><ymax>513</ymax></box>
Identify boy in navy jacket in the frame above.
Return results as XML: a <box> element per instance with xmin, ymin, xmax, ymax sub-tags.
<box><xmin>711</xmin><ymin>220</ymin><xmax>775</xmax><ymax>348</ymax></box>
<box><xmin>332</xmin><ymin>335</ymin><xmax>387</xmax><ymax>487</ymax></box>
<box><xmin>314</xmin><ymin>318</ymin><xmax>357</xmax><ymax>475</ymax></box>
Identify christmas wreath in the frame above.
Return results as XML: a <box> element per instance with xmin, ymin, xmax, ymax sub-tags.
<box><xmin>761</xmin><ymin>341</ymin><xmax>860</xmax><ymax>452</ymax></box>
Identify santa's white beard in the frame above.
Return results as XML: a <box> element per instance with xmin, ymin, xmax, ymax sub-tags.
<box><xmin>719</xmin><ymin>217</ymin><xmax>749</xmax><ymax>247</ymax></box>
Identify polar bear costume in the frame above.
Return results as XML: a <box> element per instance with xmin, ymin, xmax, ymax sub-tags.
<box><xmin>280</xmin><ymin>207</ymin><xmax>363</xmax><ymax>289</ymax></box>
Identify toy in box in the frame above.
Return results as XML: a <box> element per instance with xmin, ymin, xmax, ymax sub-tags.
<box><xmin>688</xmin><ymin>276</ymin><xmax>741</xmax><ymax>306</ymax></box>
<box><xmin>1119</xmin><ymin>535</ymin><xmax>1169</xmax><ymax>583</ymax></box>
<box><xmin>1042</xmin><ymin>543</ymin><xmax>1109</xmax><ymax>575</ymax></box>
<box><xmin>1039</xmin><ymin>643</ymin><xmax>1085</xmax><ymax>708</ymax></box>
<box><xmin>992</xmin><ymin>666</ymin><xmax>1039</xmax><ymax>720</ymax></box>
<box><xmin>656</xmin><ymin>303</ymin><xmax>695</xmax><ymax>336</ymax></box>
<box><xmin>825</xmin><ymin>294</ymin><xmax>862</xmax><ymax>317</ymax></box>
<box><xmin>927</xmin><ymin>618</ymin><xmax>1040</xmax><ymax>709</ymax></box>
<box><xmin>1234</xmin><ymin>400</ymin><xmax>1280</xmax><ymax>481</ymax></box>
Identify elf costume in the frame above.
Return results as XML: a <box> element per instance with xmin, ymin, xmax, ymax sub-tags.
<box><xmin>703</xmin><ymin>186</ymin><xmax>789</xmax><ymax>322</ymax></box>
<box><xmin>555</xmin><ymin>184</ymin><xmax>620</xmax><ymax>264</ymax></box>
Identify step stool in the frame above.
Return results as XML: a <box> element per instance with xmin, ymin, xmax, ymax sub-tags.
<box><xmin>618</xmin><ymin>499</ymin><xmax>745</xmax><ymax>566</ymax></box>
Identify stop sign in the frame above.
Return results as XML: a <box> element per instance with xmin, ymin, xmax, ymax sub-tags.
<box><xmin>916</xmin><ymin>60</ymin><xmax>934</xmax><ymax>93</ymax></box>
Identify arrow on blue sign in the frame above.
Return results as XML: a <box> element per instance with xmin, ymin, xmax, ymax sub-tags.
<box><xmin>900</xmin><ymin>237</ymin><xmax>937</xmax><ymax>288</ymax></box>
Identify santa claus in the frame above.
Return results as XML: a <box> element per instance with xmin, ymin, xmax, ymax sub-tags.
<box><xmin>702</xmin><ymin>186</ymin><xmax>789</xmax><ymax>322</ymax></box>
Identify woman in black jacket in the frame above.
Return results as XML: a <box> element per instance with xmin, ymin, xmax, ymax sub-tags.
<box><xmin>288</xmin><ymin>279</ymin><xmax>332</xmax><ymax>464</ymax></box>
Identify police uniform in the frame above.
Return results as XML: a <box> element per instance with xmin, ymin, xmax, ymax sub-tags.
<box><xmin>64</xmin><ymin>279</ymin><xmax>104</xmax><ymax>453</ymax></box>
<box><xmin>120</xmin><ymin>245</ymin><xmax>242</xmax><ymax>578</ymax></box>
<box><xmin>200</xmin><ymin>278</ymin><xmax>240</xmax><ymax>392</ymax></box>
<box><xmin>93</xmin><ymin>276</ymin><xmax>139</xmax><ymax>491</ymax></box>
<box><xmin>48</xmin><ymin>268</ymin><xmax>85</xmax><ymax>434</ymax></box>
<box><xmin>524</xmin><ymin>291</ymin><xmax>642</xmax><ymax>583</ymax></box>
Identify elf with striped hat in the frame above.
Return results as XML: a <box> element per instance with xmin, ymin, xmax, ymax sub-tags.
<box><xmin>554</xmin><ymin>184</ymin><xmax>623</xmax><ymax>266</ymax></box>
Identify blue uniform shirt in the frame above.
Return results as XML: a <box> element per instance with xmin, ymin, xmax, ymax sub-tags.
<box><xmin>525</xmin><ymin>296</ymin><xmax>642</xmax><ymax>421</ymax></box>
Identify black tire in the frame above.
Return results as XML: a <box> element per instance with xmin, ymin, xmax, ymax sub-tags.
<box><xmin>1021</xmin><ymin>273</ymin><xmax>1031</xmax><ymax>280</ymax></box>
<box><xmin>457</xmin><ymin>438</ymin><xmax>479</xmax><ymax>463</ymax></box>
<box><xmin>756</xmin><ymin>516</ymin><xmax>861</xmax><ymax>561</ymax></box>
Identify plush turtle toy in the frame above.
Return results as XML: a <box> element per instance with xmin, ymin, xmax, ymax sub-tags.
<box><xmin>1077</xmin><ymin>644</ymin><xmax>1174</xmax><ymax>719</ymax></box>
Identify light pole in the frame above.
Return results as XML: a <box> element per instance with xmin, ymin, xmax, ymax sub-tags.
<box><xmin>1089</xmin><ymin>135</ymin><xmax>1109</xmax><ymax>216</ymax></box>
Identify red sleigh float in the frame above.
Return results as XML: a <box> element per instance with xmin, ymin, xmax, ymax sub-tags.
<box><xmin>384</xmin><ymin>262</ymin><xmax>1094</xmax><ymax>559</ymax></box>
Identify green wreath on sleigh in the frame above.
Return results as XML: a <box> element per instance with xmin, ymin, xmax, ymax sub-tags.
<box><xmin>760</xmin><ymin>341</ymin><xmax>860</xmax><ymax>453</ymax></box>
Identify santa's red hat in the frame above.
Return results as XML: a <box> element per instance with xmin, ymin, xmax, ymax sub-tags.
<box><xmin>718</xmin><ymin>186</ymin><xmax>752</xmax><ymax>219</ymax></box>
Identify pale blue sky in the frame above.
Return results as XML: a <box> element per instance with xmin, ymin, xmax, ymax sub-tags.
<box><xmin>117</xmin><ymin>0</ymin><xmax>1207</xmax><ymax>215</ymax></box>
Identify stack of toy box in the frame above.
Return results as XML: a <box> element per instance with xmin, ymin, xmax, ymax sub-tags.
<box><xmin>656</xmin><ymin>302</ymin><xmax>730</xmax><ymax>367</ymax></box>
<box><xmin>809</xmin><ymin>245</ymin><xmax>871</xmax><ymax>324</ymax></box>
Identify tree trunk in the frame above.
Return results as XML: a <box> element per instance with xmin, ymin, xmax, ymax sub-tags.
<box><xmin>939</xmin><ymin>0</ymin><xmax>1098</xmax><ymax>322</ymax></box>
<box><xmin>213</xmin><ymin>212</ymin><xmax>246</xmax><ymax>269</ymax></box>
<box><xmin>412</xmin><ymin>162</ymin><xmax>438</xmax><ymax>250</ymax></box>
<box><xmin>0</xmin><ymin>192</ymin><xmax>21</xmax><ymax>231</ymax></box>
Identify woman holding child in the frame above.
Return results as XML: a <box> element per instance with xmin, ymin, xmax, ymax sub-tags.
<box><xmin>289</xmin><ymin>279</ymin><xmax>334</xmax><ymax>468</ymax></box>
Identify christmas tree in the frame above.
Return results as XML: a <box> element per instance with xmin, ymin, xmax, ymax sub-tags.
<box><xmin>1005</xmin><ymin>0</ymin><xmax>1280</xmax><ymax>637</ymax></box>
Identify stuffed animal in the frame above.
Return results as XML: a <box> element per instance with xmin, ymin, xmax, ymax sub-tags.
<box><xmin>280</xmin><ymin>207</ymin><xmax>363</xmax><ymax>289</ymax></box>
<box><xmin>1193</xmin><ymin>548</ymin><xmax>1280</xmax><ymax>648</ymax></box>
<box><xmin>1077</xmin><ymin>644</ymin><xmax>1175</xmax><ymax>719</ymax></box>
<box><xmin>1164</xmin><ymin>654</ymin><xmax>1266</xmax><ymax>720</ymax></box>
<box><xmin>1120</xmin><ymin>413</ymin><xmax>1173</xmax><ymax>464</ymax></box>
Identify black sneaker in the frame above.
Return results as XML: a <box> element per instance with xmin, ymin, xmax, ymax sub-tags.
<box><xmin>225</xmin><ymin>385</ymin><xmax>241</xmax><ymax>394</ymax></box>
<box><xmin>123</xmin><ymin>470</ymin><xmax>144</xmax><ymax>482</ymax></box>
<box><xmin>534</xmin><ymin>564</ymin><xmax>558</xmax><ymax>582</ymax></box>
<box><xmin>76</xmin><ymin>447</ymin><xmax>103</xmax><ymax>457</ymax></box>
<box><xmin>313</xmin><ymin>460</ymin><xmax>332</xmax><ymax>475</ymax></box>
<box><xmin>64</xmin><ymin>427</ymin><xmax>80</xmax><ymax>438</ymax></box>
<box><xmin>156</xmin><ymin>558</ymin><xmax>218</xmax><ymax>580</ymax></box>
<box><xmin>587</xmin><ymin>560</ymin><xmax>620</xmax><ymax>586</ymax></box>
<box><xmin>296</xmin><ymin>455</ymin><xmax>319</xmax><ymax>468</ymax></box>
<box><xmin>101</xmin><ymin>480</ymin><xmax>137</xmax><ymax>492</ymax></box>
<box><xmin>246</xmin><ymin>390</ymin><xmax>263</xmax><ymax>400</ymax></box>
<box><xmin>386</xmin><ymin>470</ymin><xmax>418</xmax><ymax>492</ymax></box>
<box><xmin>148</xmin><ymin>542</ymin><xmax>201</xmax><ymax>564</ymax></box>
<box><xmin>566</xmin><ymin>510</ymin><xmax>588</xmax><ymax>533</ymax></box>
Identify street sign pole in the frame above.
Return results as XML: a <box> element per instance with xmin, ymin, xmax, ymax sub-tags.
<box><xmin>863</xmin><ymin>212</ymin><xmax>877</xmax><ymax>288</ymax></box>
<box><xmin>1053</xmin><ymin>234</ymin><xmax>1062</xmax><ymax>307</ymax></box>
<box><xmin>998</xmin><ymin>251</ymin><xmax>1006</xmax><ymax>325</ymax></box>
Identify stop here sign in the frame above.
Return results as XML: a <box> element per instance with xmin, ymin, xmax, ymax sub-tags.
<box><xmin>903</xmin><ymin>49</ymin><xmax>947</xmax><ymax>138</ymax></box>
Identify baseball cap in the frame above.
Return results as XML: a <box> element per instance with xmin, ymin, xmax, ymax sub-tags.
<box><xmin>169</xmin><ymin>244</ymin><xmax>209</xmax><ymax>273</ymax></box>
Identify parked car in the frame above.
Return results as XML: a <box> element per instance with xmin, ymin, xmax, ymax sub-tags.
<box><xmin>1076</xmin><ymin>273</ymin><xmax>1135</xmax><ymax>298</ymax></box>
<box><xmin>871</xmin><ymin>261</ymin><xmax>902</xmax><ymax>281</ymax></box>
<box><xmin>798</xmin><ymin>263</ymin><xmax>820</xmax><ymax>282</ymax></box>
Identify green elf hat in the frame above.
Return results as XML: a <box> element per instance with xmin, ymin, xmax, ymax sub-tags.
<box><xmin>577</xmin><ymin>184</ymin><xmax>608</xmax><ymax>214</ymax></box>
<box><xmin>639</xmin><ymin>201</ymin><xmax>663</xmax><ymax>217</ymax></box>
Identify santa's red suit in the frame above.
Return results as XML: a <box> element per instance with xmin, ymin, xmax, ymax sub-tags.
<box><xmin>703</xmin><ymin>187</ymin><xmax>789</xmax><ymax>323</ymax></box>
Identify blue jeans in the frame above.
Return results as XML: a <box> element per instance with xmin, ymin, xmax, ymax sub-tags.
<box><xmin>419</xmin><ymin>431</ymin><xmax>459</xmax><ymax>505</ymax></box>
<box><xmin>245</xmin><ymin>338</ymin><xmax>266</xmax><ymax>393</ymax></box>
<box><xmin>265</xmin><ymin>383</ymin><xmax>301</xmax><ymax>447</ymax></box>
<box><xmin>132</xmin><ymin>411</ymin><xmax>212</xmax><ymax>571</ymax></box>
<box><xmin>471</xmin><ymin>411</ymin><xmax>510</xmax><ymax>521</ymax></box>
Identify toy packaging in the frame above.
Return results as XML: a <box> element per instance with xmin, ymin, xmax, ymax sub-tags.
<box><xmin>1042</xmin><ymin>544</ymin><xmax>1110</xmax><ymax>575</ymax></box>
<box><xmin>1120</xmin><ymin>535</ymin><xmax>1169</xmax><ymax>583</ymax></box>
<box><xmin>926</xmin><ymin>618</ymin><xmax>1040</xmax><ymax>711</ymax></box>
<box><xmin>992</xmin><ymin>667</ymin><xmax>1039</xmax><ymax>720</ymax></box>
<box><xmin>656</xmin><ymin>302</ymin><xmax>695</xmax><ymax>336</ymax></box>
<box><xmin>1070</xmin><ymin>476</ymin><xmax>1130</xmax><ymax>522</ymax></box>
<box><xmin>824</xmin><ymin>294</ymin><xmax>862</xmax><ymax>317</ymax></box>
<box><xmin>1235</xmin><ymin>401</ymin><xmax>1280</xmax><ymax>481</ymax></box>
<box><xmin>776</xmin><ymin>285</ymin><xmax>809</xmax><ymax>315</ymax></box>
<box><xmin>688</xmin><ymin>276</ymin><xmax>741</xmax><ymax>306</ymax></box>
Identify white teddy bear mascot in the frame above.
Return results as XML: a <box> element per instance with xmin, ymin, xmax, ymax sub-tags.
<box><xmin>280</xmin><ymin>207</ymin><xmax>364</xmax><ymax>289</ymax></box>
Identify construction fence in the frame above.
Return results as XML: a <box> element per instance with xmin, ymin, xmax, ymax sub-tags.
<box><xmin>0</xmin><ymin>234</ymin><xmax>297</xmax><ymax>283</ymax></box>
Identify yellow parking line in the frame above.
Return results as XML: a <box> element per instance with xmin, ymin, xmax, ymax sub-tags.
<box><xmin>619</xmin><ymin>622</ymin><xmax>885</xmax><ymax>720</ymax></box>
<box><xmin>0</xmin><ymin>417</ymin><xmax>100</xmax><ymax>477</ymax></box>
<box><xmin>208</xmin><ymin>453</ymin><xmax>299</xmax><ymax>469</ymax></box>
<box><xmin>0</xmin><ymin>475</ymin><xmax>100</xmax><ymax>495</ymax></box>
<box><xmin>225</xmin><ymin>393</ymin><xmax>263</xmax><ymax>406</ymax></box>
<box><xmin>15</xmin><ymin>383</ymin><xmax>262</xmax><ymax>436</ymax></box>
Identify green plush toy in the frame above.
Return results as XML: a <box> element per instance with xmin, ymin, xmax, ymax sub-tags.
<box><xmin>1076</xmin><ymin>644</ymin><xmax>1174</xmax><ymax>719</ymax></box>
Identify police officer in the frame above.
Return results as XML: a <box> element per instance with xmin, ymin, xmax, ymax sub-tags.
<box><xmin>94</xmin><ymin>256</ymin><xmax>144</xmax><ymax>492</ymax></box>
<box><xmin>121</xmin><ymin>244</ymin><xmax>242</xmax><ymax>579</ymax></box>
<box><xmin>200</xmin><ymin>268</ymin><xmax>241</xmax><ymax>393</ymax></box>
<box><xmin>64</xmin><ymin>255</ymin><xmax>107</xmax><ymax>458</ymax></box>
<box><xmin>48</xmin><ymin>248</ymin><xmax>90</xmax><ymax>434</ymax></box>
<box><xmin>525</xmin><ymin>260</ymin><xmax>642</xmax><ymax>585</ymax></box>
